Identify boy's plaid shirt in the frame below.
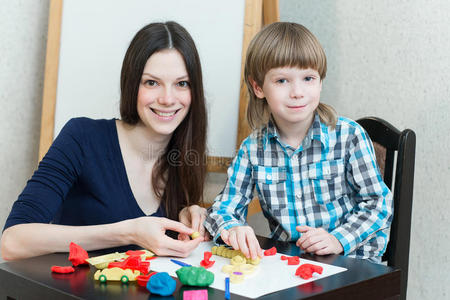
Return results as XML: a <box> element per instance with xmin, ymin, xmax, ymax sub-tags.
<box><xmin>205</xmin><ymin>113</ymin><xmax>393</xmax><ymax>263</ymax></box>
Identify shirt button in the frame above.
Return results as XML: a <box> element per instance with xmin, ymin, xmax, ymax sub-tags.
<box><xmin>296</xmin><ymin>193</ymin><xmax>301</xmax><ymax>199</ymax></box>
<box><xmin>266</xmin><ymin>174</ymin><xmax>272</xmax><ymax>180</ymax></box>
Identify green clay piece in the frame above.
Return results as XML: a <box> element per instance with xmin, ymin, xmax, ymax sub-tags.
<box><xmin>176</xmin><ymin>266</ymin><xmax>214</xmax><ymax>286</ymax></box>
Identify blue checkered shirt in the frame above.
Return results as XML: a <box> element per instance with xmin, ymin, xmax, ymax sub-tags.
<box><xmin>205</xmin><ymin>114</ymin><xmax>393</xmax><ymax>263</ymax></box>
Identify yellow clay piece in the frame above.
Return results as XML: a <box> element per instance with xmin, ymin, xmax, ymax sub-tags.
<box><xmin>86</xmin><ymin>252</ymin><xmax>127</xmax><ymax>269</ymax></box>
<box><xmin>211</xmin><ymin>246</ymin><xmax>261</xmax><ymax>265</ymax></box>
<box><xmin>140</xmin><ymin>249</ymin><xmax>155</xmax><ymax>259</ymax></box>
<box><xmin>237</xmin><ymin>264</ymin><xmax>256</xmax><ymax>275</ymax></box>
<box><xmin>221</xmin><ymin>264</ymin><xmax>235</xmax><ymax>274</ymax></box>
<box><xmin>230</xmin><ymin>272</ymin><xmax>244</xmax><ymax>284</ymax></box>
<box><xmin>221</xmin><ymin>263</ymin><xmax>256</xmax><ymax>276</ymax></box>
<box><xmin>231</xmin><ymin>255</ymin><xmax>246</xmax><ymax>265</ymax></box>
<box><xmin>248</xmin><ymin>257</ymin><xmax>260</xmax><ymax>265</ymax></box>
<box><xmin>190</xmin><ymin>231</ymin><xmax>200</xmax><ymax>239</ymax></box>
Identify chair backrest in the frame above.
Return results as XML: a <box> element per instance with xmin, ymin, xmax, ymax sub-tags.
<box><xmin>357</xmin><ymin>117</ymin><xmax>416</xmax><ymax>300</ymax></box>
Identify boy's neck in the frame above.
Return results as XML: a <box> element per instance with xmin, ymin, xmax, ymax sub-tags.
<box><xmin>273</xmin><ymin>114</ymin><xmax>315</xmax><ymax>149</ymax></box>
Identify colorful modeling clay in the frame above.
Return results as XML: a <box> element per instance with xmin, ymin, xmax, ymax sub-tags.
<box><xmin>221</xmin><ymin>263</ymin><xmax>256</xmax><ymax>275</ymax></box>
<box><xmin>170</xmin><ymin>259</ymin><xmax>191</xmax><ymax>267</ymax></box>
<box><xmin>287</xmin><ymin>256</ymin><xmax>300</xmax><ymax>265</ymax></box>
<box><xmin>212</xmin><ymin>246</ymin><xmax>261</xmax><ymax>265</ymax></box>
<box><xmin>225</xmin><ymin>277</ymin><xmax>230</xmax><ymax>299</ymax></box>
<box><xmin>295</xmin><ymin>264</ymin><xmax>323</xmax><ymax>279</ymax></box>
<box><xmin>68</xmin><ymin>242</ymin><xmax>89</xmax><ymax>266</ymax></box>
<box><xmin>200</xmin><ymin>251</ymin><xmax>215</xmax><ymax>268</ymax></box>
<box><xmin>280</xmin><ymin>255</ymin><xmax>300</xmax><ymax>265</ymax></box>
<box><xmin>86</xmin><ymin>252</ymin><xmax>127</xmax><ymax>269</ymax></box>
<box><xmin>183</xmin><ymin>289</ymin><xmax>208</xmax><ymax>300</ymax></box>
<box><xmin>147</xmin><ymin>272</ymin><xmax>176</xmax><ymax>296</ymax></box>
<box><xmin>136</xmin><ymin>272</ymin><xmax>157</xmax><ymax>287</ymax></box>
<box><xmin>108</xmin><ymin>255</ymin><xmax>150</xmax><ymax>274</ymax></box>
<box><xmin>51</xmin><ymin>265</ymin><xmax>75</xmax><ymax>274</ymax></box>
<box><xmin>190</xmin><ymin>231</ymin><xmax>200</xmax><ymax>239</ymax></box>
<box><xmin>230</xmin><ymin>271</ymin><xmax>244</xmax><ymax>283</ymax></box>
<box><xmin>176</xmin><ymin>266</ymin><xmax>214</xmax><ymax>286</ymax></box>
<box><xmin>264</xmin><ymin>246</ymin><xmax>277</xmax><ymax>256</ymax></box>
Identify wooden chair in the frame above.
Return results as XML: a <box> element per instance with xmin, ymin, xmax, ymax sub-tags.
<box><xmin>357</xmin><ymin>117</ymin><xmax>416</xmax><ymax>300</ymax></box>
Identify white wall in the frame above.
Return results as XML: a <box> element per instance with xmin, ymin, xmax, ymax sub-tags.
<box><xmin>0</xmin><ymin>0</ymin><xmax>49</xmax><ymax>258</ymax></box>
<box><xmin>1</xmin><ymin>1</ymin><xmax>449</xmax><ymax>299</ymax></box>
<box><xmin>280</xmin><ymin>0</ymin><xmax>450</xmax><ymax>299</ymax></box>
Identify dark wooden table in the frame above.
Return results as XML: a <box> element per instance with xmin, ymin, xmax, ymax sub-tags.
<box><xmin>0</xmin><ymin>236</ymin><xmax>400</xmax><ymax>299</ymax></box>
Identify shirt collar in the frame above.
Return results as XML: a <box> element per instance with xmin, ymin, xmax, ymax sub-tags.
<box><xmin>265</xmin><ymin>113</ymin><xmax>329</xmax><ymax>149</ymax></box>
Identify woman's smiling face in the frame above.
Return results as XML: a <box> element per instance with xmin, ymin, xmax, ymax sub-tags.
<box><xmin>137</xmin><ymin>49</ymin><xmax>191</xmax><ymax>137</ymax></box>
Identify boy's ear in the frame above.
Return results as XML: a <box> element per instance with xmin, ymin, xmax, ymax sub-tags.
<box><xmin>249</xmin><ymin>77</ymin><xmax>265</xmax><ymax>99</ymax></box>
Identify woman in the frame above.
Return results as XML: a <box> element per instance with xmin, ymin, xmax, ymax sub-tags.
<box><xmin>1</xmin><ymin>21</ymin><xmax>208</xmax><ymax>260</ymax></box>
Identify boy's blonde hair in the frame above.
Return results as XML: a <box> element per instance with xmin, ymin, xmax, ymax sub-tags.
<box><xmin>244</xmin><ymin>22</ymin><xmax>337</xmax><ymax>129</ymax></box>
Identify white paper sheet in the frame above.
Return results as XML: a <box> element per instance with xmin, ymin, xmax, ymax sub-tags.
<box><xmin>149</xmin><ymin>242</ymin><xmax>347</xmax><ymax>299</ymax></box>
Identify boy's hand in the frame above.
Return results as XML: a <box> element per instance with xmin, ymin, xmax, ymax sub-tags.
<box><xmin>220</xmin><ymin>226</ymin><xmax>263</xmax><ymax>260</ymax></box>
<box><xmin>296</xmin><ymin>225</ymin><xmax>343</xmax><ymax>255</ymax></box>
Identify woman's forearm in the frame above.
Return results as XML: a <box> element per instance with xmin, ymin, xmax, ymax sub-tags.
<box><xmin>0</xmin><ymin>220</ymin><xmax>135</xmax><ymax>260</ymax></box>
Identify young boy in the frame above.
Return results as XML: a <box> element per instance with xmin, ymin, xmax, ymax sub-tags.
<box><xmin>204</xmin><ymin>22</ymin><xmax>393</xmax><ymax>263</ymax></box>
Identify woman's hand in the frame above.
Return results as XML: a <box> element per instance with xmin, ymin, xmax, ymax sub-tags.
<box><xmin>296</xmin><ymin>225</ymin><xmax>343</xmax><ymax>255</ymax></box>
<box><xmin>220</xmin><ymin>226</ymin><xmax>263</xmax><ymax>260</ymax></box>
<box><xmin>130</xmin><ymin>216</ymin><xmax>202</xmax><ymax>257</ymax></box>
<box><xmin>178</xmin><ymin>205</ymin><xmax>210</xmax><ymax>241</ymax></box>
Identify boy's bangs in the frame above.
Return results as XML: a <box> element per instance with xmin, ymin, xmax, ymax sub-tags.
<box><xmin>272</xmin><ymin>36</ymin><xmax>325</xmax><ymax>76</ymax></box>
<box><xmin>259</xmin><ymin>25</ymin><xmax>326</xmax><ymax>79</ymax></box>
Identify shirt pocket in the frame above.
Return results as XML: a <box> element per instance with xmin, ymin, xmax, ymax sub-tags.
<box><xmin>308</xmin><ymin>159</ymin><xmax>345</xmax><ymax>205</ymax></box>
<box><xmin>252</xmin><ymin>165</ymin><xmax>288</xmax><ymax>215</ymax></box>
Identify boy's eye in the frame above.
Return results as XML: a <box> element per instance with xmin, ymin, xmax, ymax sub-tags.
<box><xmin>144</xmin><ymin>80</ymin><xmax>158</xmax><ymax>86</ymax></box>
<box><xmin>304</xmin><ymin>76</ymin><xmax>315</xmax><ymax>82</ymax></box>
<box><xmin>276</xmin><ymin>78</ymin><xmax>287</xmax><ymax>84</ymax></box>
<box><xmin>177</xmin><ymin>80</ymin><xmax>190</xmax><ymax>88</ymax></box>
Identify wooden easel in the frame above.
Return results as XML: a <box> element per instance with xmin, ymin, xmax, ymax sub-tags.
<box><xmin>38</xmin><ymin>0</ymin><xmax>279</xmax><ymax>175</ymax></box>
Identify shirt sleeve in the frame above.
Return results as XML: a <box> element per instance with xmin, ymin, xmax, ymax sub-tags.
<box><xmin>204</xmin><ymin>140</ymin><xmax>255</xmax><ymax>242</ymax></box>
<box><xmin>3</xmin><ymin>118</ymin><xmax>85</xmax><ymax>231</ymax></box>
<box><xmin>330</xmin><ymin>126</ymin><xmax>393</xmax><ymax>255</ymax></box>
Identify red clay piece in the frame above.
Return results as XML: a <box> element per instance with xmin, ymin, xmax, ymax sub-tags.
<box><xmin>264</xmin><ymin>246</ymin><xmax>277</xmax><ymax>256</ymax></box>
<box><xmin>51</xmin><ymin>265</ymin><xmax>75</xmax><ymax>274</ymax></box>
<box><xmin>146</xmin><ymin>256</ymin><xmax>157</xmax><ymax>260</ymax></box>
<box><xmin>200</xmin><ymin>251</ymin><xmax>215</xmax><ymax>269</ymax></box>
<box><xmin>200</xmin><ymin>260</ymin><xmax>215</xmax><ymax>268</ymax></box>
<box><xmin>287</xmin><ymin>256</ymin><xmax>300</xmax><ymax>265</ymax></box>
<box><xmin>126</xmin><ymin>250</ymin><xmax>145</xmax><ymax>256</ymax></box>
<box><xmin>137</xmin><ymin>272</ymin><xmax>157</xmax><ymax>287</ymax></box>
<box><xmin>280</xmin><ymin>255</ymin><xmax>288</xmax><ymax>260</ymax></box>
<box><xmin>68</xmin><ymin>242</ymin><xmax>89</xmax><ymax>266</ymax></box>
<box><xmin>108</xmin><ymin>256</ymin><xmax>150</xmax><ymax>274</ymax></box>
<box><xmin>295</xmin><ymin>264</ymin><xmax>323</xmax><ymax>279</ymax></box>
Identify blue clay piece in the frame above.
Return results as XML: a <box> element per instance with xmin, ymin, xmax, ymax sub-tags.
<box><xmin>147</xmin><ymin>272</ymin><xmax>176</xmax><ymax>296</ymax></box>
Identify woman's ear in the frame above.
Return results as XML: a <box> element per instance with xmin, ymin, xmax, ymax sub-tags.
<box><xmin>249</xmin><ymin>77</ymin><xmax>265</xmax><ymax>99</ymax></box>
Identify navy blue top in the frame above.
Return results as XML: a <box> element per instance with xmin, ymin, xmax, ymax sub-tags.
<box><xmin>4</xmin><ymin>118</ymin><xmax>165</xmax><ymax>231</ymax></box>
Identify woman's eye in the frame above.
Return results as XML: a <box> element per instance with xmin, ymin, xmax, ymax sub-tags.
<box><xmin>177</xmin><ymin>81</ymin><xmax>190</xmax><ymax>88</ymax></box>
<box><xmin>144</xmin><ymin>80</ymin><xmax>158</xmax><ymax>86</ymax></box>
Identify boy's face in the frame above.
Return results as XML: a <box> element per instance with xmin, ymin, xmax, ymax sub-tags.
<box><xmin>252</xmin><ymin>67</ymin><xmax>322</xmax><ymax>131</ymax></box>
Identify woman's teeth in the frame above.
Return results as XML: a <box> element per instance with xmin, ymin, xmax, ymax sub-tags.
<box><xmin>153</xmin><ymin>110</ymin><xmax>176</xmax><ymax>117</ymax></box>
